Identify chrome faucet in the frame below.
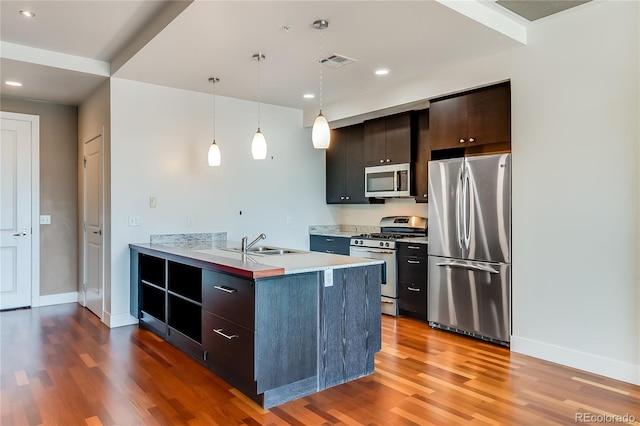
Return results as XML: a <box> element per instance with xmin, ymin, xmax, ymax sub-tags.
<box><xmin>241</xmin><ymin>233</ymin><xmax>266</xmax><ymax>252</ymax></box>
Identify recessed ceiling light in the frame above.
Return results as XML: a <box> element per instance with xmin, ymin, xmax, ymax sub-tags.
<box><xmin>303</xmin><ymin>93</ymin><xmax>315</xmax><ymax>99</ymax></box>
<box><xmin>5</xmin><ymin>81</ymin><xmax>23</xmax><ymax>87</ymax></box>
<box><xmin>19</xmin><ymin>10</ymin><xmax>36</xmax><ymax>18</ymax></box>
<box><xmin>375</xmin><ymin>68</ymin><xmax>390</xmax><ymax>76</ymax></box>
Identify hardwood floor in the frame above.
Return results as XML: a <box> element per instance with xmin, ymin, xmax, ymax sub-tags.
<box><xmin>1</xmin><ymin>303</ymin><xmax>638</xmax><ymax>425</ymax></box>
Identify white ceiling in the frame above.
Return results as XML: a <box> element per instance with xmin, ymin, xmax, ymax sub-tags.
<box><xmin>0</xmin><ymin>1</ymin><xmax>590</xmax><ymax>112</ymax></box>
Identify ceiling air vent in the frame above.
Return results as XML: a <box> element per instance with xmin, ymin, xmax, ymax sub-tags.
<box><xmin>320</xmin><ymin>54</ymin><xmax>357</xmax><ymax>68</ymax></box>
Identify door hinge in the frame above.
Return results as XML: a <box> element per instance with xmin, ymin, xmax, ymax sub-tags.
<box><xmin>83</xmin><ymin>156</ymin><xmax>87</xmax><ymax>168</ymax></box>
<box><xmin>83</xmin><ymin>221</ymin><xmax>87</xmax><ymax>232</ymax></box>
<box><xmin>82</xmin><ymin>283</ymin><xmax>87</xmax><ymax>292</ymax></box>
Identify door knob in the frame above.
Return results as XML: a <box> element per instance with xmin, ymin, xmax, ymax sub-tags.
<box><xmin>13</xmin><ymin>228</ymin><xmax>27</xmax><ymax>237</ymax></box>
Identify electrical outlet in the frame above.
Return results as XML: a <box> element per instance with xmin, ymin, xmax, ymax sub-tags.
<box><xmin>40</xmin><ymin>215</ymin><xmax>51</xmax><ymax>225</ymax></box>
<box><xmin>324</xmin><ymin>269</ymin><xmax>333</xmax><ymax>287</ymax></box>
<box><xmin>187</xmin><ymin>216</ymin><xmax>194</xmax><ymax>227</ymax></box>
<box><xmin>149</xmin><ymin>197</ymin><xmax>157</xmax><ymax>208</ymax></box>
<box><xmin>128</xmin><ymin>216</ymin><xmax>141</xmax><ymax>227</ymax></box>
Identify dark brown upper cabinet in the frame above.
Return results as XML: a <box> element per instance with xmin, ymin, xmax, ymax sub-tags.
<box><xmin>414</xmin><ymin>109</ymin><xmax>430</xmax><ymax>203</ymax></box>
<box><xmin>429</xmin><ymin>82</ymin><xmax>511</xmax><ymax>151</ymax></box>
<box><xmin>364</xmin><ymin>112</ymin><xmax>415</xmax><ymax>166</ymax></box>
<box><xmin>326</xmin><ymin>124</ymin><xmax>377</xmax><ymax>204</ymax></box>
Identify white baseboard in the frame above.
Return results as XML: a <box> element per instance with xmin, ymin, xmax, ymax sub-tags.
<box><xmin>103</xmin><ymin>310</ymin><xmax>139</xmax><ymax>328</ymax></box>
<box><xmin>32</xmin><ymin>291</ymin><xmax>79</xmax><ymax>307</ymax></box>
<box><xmin>511</xmin><ymin>335</ymin><xmax>640</xmax><ymax>386</ymax></box>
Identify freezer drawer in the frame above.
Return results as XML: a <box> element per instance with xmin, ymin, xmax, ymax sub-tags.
<box><xmin>427</xmin><ymin>256</ymin><xmax>510</xmax><ymax>343</ymax></box>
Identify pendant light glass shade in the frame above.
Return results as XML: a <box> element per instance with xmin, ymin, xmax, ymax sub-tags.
<box><xmin>252</xmin><ymin>129</ymin><xmax>267</xmax><ymax>160</ymax></box>
<box><xmin>312</xmin><ymin>111</ymin><xmax>330</xmax><ymax>149</ymax></box>
<box><xmin>208</xmin><ymin>140</ymin><xmax>221</xmax><ymax>166</ymax></box>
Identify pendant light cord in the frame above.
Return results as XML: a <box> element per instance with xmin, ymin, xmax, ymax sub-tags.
<box><xmin>212</xmin><ymin>79</ymin><xmax>216</xmax><ymax>141</ymax></box>
<box><xmin>319</xmin><ymin>27</ymin><xmax>323</xmax><ymax>113</ymax></box>
<box><xmin>257</xmin><ymin>54</ymin><xmax>262</xmax><ymax>129</ymax></box>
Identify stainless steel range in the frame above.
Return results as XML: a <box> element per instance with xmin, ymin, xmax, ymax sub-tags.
<box><xmin>350</xmin><ymin>216</ymin><xmax>427</xmax><ymax>316</ymax></box>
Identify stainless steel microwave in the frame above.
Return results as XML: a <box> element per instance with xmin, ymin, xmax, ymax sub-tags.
<box><xmin>365</xmin><ymin>163</ymin><xmax>411</xmax><ymax>198</ymax></box>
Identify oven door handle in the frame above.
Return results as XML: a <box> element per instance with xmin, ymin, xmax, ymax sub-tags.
<box><xmin>350</xmin><ymin>247</ymin><xmax>394</xmax><ymax>255</ymax></box>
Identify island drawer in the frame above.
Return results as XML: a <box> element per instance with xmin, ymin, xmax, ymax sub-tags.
<box><xmin>202</xmin><ymin>270</ymin><xmax>255</xmax><ymax>330</ymax></box>
<box><xmin>202</xmin><ymin>311</ymin><xmax>255</xmax><ymax>386</ymax></box>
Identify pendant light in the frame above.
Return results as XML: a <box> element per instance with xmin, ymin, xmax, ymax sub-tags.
<box><xmin>252</xmin><ymin>53</ymin><xmax>267</xmax><ymax>160</ymax></box>
<box><xmin>312</xmin><ymin>19</ymin><xmax>331</xmax><ymax>149</ymax></box>
<box><xmin>207</xmin><ymin>77</ymin><xmax>222</xmax><ymax>166</ymax></box>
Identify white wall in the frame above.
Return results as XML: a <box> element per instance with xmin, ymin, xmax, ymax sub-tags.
<box><xmin>324</xmin><ymin>1</ymin><xmax>640</xmax><ymax>385</ymax></box>
<box><xmin>109</xmin><ymin>78</ymin><xmax>339</xmax><ymax>324</ymax></box>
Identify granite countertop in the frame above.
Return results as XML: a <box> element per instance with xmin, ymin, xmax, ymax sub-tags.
<box><xmin>308</xmin><ymin>225</ymin><xmax>379</xmax><ymax>238</ymax></box>
<box><xmin>130</xmin><ymin>240</ymin><xmax>383</xmax><ymax>279</ymax></box>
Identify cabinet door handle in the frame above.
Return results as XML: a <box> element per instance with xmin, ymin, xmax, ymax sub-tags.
<box><xmin>408</xmin><ymin>286</ymin><xmax>421</xmax><ymax>292</ymax></box>
<box><xmin>459</xmin><ymin>138</ymin><xmax>465</xmax><ymax>143</ymax></box>
<box><xmin>326</xmin><ymin>250</ymin><xmax>335</xmax><ymax>254</ymax></box>
<box><xmin>469</xmin><ymin>137</ymin><xmax>475</xmax><ymax>143</ymax></box>
<box><xmin>214</xmin><ymin>285</ymin><xmax>236</xmax><ymax>294</ymax></box>
<box><xmin>325</xmin><ymin>238</ymin><xmax>334</xmax><ymax>242</ymax></box>
<box><xmin>407</xmin><ymin>245</ymin><xmax>421</xmax><ymax>250</ymax></box>
<box><xmin>386</xmin><ymin>159</ymin><xmax>391</xmax><ymax>163</ymax></box>
<box><xmin>345</xmin><ymin>196</ymin><xmax>350</xmax><ymax>200</ymax></box>
<box><xmin>340</xmin><ymin>196</ymin><xmax>345</xmax><ymax>200</ymax></box>
<box><xmin>213</xmin><ymin>328</ymin><xmax>238</xmax><ymax>340</ymax></box>
<box><xmin>407</xmin><ymin>259</ymin><xmax>421</xmax><ymax>264</ymax></box>
<box><xmin>379</xmin><ymin>159</ymin><xmax>384</xmax><ymax>163</ymax></box>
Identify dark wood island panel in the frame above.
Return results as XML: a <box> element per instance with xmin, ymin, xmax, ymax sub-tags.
<box><xmin>129</xmin><ymin>245</ymin><xmax>382</xmax><ymax>408</ymax></box>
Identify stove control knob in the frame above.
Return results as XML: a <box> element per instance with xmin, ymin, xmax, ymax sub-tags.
<box><xmin>385</xmin><ymin>242</ymin><xmax>390</xmax><ymax>247</ymax></box>
<box><xmin>379</xmin><ymin>242</ymin><xmax>383</xmax><ymax>247</ymax></box>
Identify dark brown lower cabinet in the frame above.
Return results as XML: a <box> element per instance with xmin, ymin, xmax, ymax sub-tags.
<box><xmin>397</xmin><ymin>242</ymin><xmax>428</xmax><ymax>321</ymax></box>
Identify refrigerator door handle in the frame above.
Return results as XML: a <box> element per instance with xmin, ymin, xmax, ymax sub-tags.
<box><xmin>436</xmin><ymin>261</ymin><xmax>499</xmax><ymax>274</ymax></box>
<box><xmin>462</xmin><ymin>164</ymin><xmax>471</xmax><ymax>250</ymax></box>
<box><xmin>455</xmin><ymin>163</ymin><xmax>464</xmax><ymax>249</ymax></box>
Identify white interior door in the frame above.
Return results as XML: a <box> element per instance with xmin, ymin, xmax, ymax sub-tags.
<box><xmin>84</xmin><ymin>135</ymin><xmax>103</xmax><ymax>318</ymax></box>
<box><xmin>0</xmin><ymin>115</ymin><xmax>35</xmax><ymax>310</ymax></box>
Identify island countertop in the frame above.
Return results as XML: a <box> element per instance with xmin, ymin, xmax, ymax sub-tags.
<box><xmin>129</xmin><ymin>240</ymin><xmax>382</xmax><ymax>279</ymax></box>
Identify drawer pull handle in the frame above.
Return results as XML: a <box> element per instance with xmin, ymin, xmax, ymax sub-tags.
<box><xmin>408</xmin><ymin>287</ymin><xmax>421</xmax><ymax>292</ymax></box>
<box><xmin>407</xmin><ymin>260</ymin><xmax>420</xmax><ymax>264</ymax></box>
<box><xmin>326</xmin><ymin>250</ymin><xmax>335</xmax><ymax>254</ymax></box>
<box><xmin>325</xmin><ymin>238</ymin><xmax>334</xmax><ymax>242</ymax></box>
<box><xmin>214</xmin><ymin>285</ymin><xmax>236</xmax><ymax>294</ymax></box>
<box><xmin>381</xmin><ymin>300</ymin><xmax>394</xmax><ymax>305</ymax></box>
<box><xmin>213</xmin><ymin>328</ymin><xmax>238</xmax><ymax>339</ymax></box>
<box><xmin>407</xmin><ymin>246</ymin><xmax>421</xmax><ymax>250</ymax></box>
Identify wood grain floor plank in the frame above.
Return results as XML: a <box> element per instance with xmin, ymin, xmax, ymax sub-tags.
<box><xmin>1</xmin><ymin>303</ymin><xmax>639</xmax><ymax>425</ymax></box>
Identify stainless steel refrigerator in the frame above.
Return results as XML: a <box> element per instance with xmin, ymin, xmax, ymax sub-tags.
<box><xmin>427</xmin><ymin>153</ymin><xmax>511</xmax><ymax>345</ymax></box>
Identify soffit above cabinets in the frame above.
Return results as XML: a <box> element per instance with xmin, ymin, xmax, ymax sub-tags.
<box><xmin>495</xmin><ymin>0</ymin><xmax>592</xmax><ymax>21</ymax></box>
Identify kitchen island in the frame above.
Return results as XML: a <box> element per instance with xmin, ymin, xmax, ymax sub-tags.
<box><xmin>129</xmin><ymin>239</ymin><xmax>382</xmax><ymax>408</ymax></box>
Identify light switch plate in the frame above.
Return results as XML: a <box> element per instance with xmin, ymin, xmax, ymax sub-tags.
<box><xmin>128</xmin><ymin>216</ymin><xmax>141</xmax><ymax>226</ymax></box>
<box><xmin>40</xmin><ymin>215</ymin><xmax>51</xmax><ymax>225</ymax></box>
